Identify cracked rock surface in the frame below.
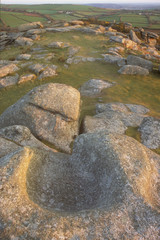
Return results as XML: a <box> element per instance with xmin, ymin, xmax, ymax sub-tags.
<box><xmin>0</xmin><ymin>83</ymin><xmax>81</xmax><ymax>153</ymax></box>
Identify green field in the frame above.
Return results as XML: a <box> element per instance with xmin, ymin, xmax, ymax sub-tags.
<box><xmin>1</xmin><ymin>4</ymin><xmax>160</xmax><ymax>30</ymax></box>
<box><xmin>0</xmin><ymin>11</ymin><xmax>46</xmax><ymax>27</ymax></box>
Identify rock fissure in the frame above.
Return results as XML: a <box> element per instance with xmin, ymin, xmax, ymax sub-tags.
<box><xmin>28</xmin><ymin>102</ymin><xmax>73</xmax><ymax>122</ymax></box>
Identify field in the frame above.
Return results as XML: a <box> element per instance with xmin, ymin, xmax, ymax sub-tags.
<box><xmin>0</xmin><ymin>10</ymin><xmax>46</xmax><ymax>27</ymax></box>
<box><xmin>0</xmin><ymin>4</ymin><xmax>160</xmax><ymax>31</ymax></box>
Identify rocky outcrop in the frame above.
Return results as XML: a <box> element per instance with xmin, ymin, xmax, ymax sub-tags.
<box><xmin>0</xmin><ymin>74</ymin><xmax>19</xmax><ymax>88</ymax></box>
<box><xmin>70</xmin><ymin>20</ymin><xmax>84</xmax><ymax>25</ymax></box>
<box><xmin>102</xmin><ymin>54</ymin><xmax>123</xmax><ymax>63</ymax></box>
<box><xmin>68</xmin><ymin>46</ymin><xmax>80</xmax><ymax>57</ymax></box>
<box><xmin>0</xmin><ymin>32</ymin><xmax>23</xmax><ymax>50</ymax></box>
<box><xmin>124</xmin><ymin>39</ymin><xmax>138</xmax><ymax>50</ymax></box>
<box><xmin>28</xmin><ymin>63</ymin><xmax>46</xmax><ymax>74</ymax></box>
<box><xmin>127</xmin><ymin>55</ymin><xmax>153</xmax><ymax>71</ymax></box>
<box><xmin>110</xmin><ymin>35</ymin><xmax>125</xmax><ymax>44</ymax></box>
<box><xmin>18</xmin><ymin>21</ymin><xmax>43</xmax><ymax>32</ymax></box>
<box><xmin>130</xmin><ymin>30</ymin><xmax>141</xmax><ymax>44</ymax></box>
<box><xmin>0</xmin><ymin>125</ymin><xmax>56</xmax><ymax>152</ymax></box>
<box><xmin>48</xmin><ymin>41</ymin><xmax>64</xmax><ymax>48</ymax></box>
<box><xmin>18</xmin><ymin>74</ymin><xmax>36</xmax><ymax>84</ymax></box>
<box><xmin>0</xmin><ymin>83</ymin><xmax>81</xmax><ymax>153</ymax></box>
<box><xmin>117</xmin><ymin>58</ymin><xmax>126</xmax><ymax>67</ymax></box>
<box><xmin>38</xmin><ymin>65</ymin><xmax>57</xmax><ymax>79</ymax></box>
<box><xmin>83</xmin><ymin>102</ymin><xmax>149</xmax><ymax>134</ymax></box>
<box><xmin>15</xmin><ymin>37</ymin><xmax>33</xmax><ymax>46</ymax></box>
<box><xmin>46</xmin><ymin>26</ymin><xmax>79</xmax><ymax>32</ymax></box>
<box><xmin>28</xmin><ymin>64</ymin><xmax>57</xmax><ymax>79</ymax></box>
<box><xmin>16</xmin><ymin>54</ymin><xmax>31</xmax><ymax>60</ymax></box>
<box><xmin>118</xmin><ymin>65</ymin><xmax>149</xmax><ymax>75</ymax></box>
<box><xmin>32</xmin><ymin>53</ymin><xmax>55</xmax><ymax>61</ymax></box>
<box><xmin>25</xmin><ymin>28</ymin><xmax>46</xmax><ymax>37</ymax></box>
<box><xmin>79</xmin><ymin>79</ymin><xmax>114</xmax><ymax>96</ymax></box>
<box><xmin>66</xmin><ymin>56</ymin><xmax>101</xmax><ymax>65</ymax></box>
<box><xmin>0</xmin><ymin>64</ymin><xmax>19</xmax><ymax>78</ymax></box>
<box><xmin>139</xmin><ymin>116</ymin><xmax>160</xmax><ymax>149</ymax></box>
<box><xmin>0</xmin><ymin>132</ymin><xmax>159</xmax><ymax>239</ymax></box>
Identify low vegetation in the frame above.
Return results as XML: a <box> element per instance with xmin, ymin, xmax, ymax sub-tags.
<box><xmin>1</xmin><ymin>4</ymin><xmax>160</xmax><ymax>31</ymax></box>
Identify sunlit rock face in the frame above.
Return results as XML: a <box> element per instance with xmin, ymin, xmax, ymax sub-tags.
<box><xmin>26</xmin><ymin>132</ymin><xmax>160</xmax><ymax>213</ymax></box>
<box><xmin>0</xmin><ymin>83</ymin><xmax>81</xmax><ymax>153</ymax></box>
<box><xmin>0</xmin><ymin>127</ymin><xmax>160</xmax><ymax>239</ymax></box>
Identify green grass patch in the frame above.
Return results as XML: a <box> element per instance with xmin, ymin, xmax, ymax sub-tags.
<box><xmin>125</xmin><ymin>127</ymin><xmax>141</xmax><ymax>142</ymax></box>
<box><xmin>0</xmin><ymin>11</ymin><xmax>46</xmax><ymax>27</ymax></box>
<box><xmin>50</xmin><ymin>14</ymin><xmax>79</xmax><ymax>21</ymax></box>
<box><xmin>0</xmin><ymin>31</ymin><xmax>160</xmax><ymax>122</ymax></box>
<box><xmin>99</xmin><ymin>14</ymin><xmax>121</xmax><ymax>22</ymax></box>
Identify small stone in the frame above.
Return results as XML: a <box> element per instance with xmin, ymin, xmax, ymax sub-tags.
<box><xmin>18</xmin><ymin>74</ymin><xmax>36</xmax><ymax>84</ymax></box>
<box><xmin>16</xmin><ymin>54</ymin><xmax>31</xmax><ymax>60</ymax></box>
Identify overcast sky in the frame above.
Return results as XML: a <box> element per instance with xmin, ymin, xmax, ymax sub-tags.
<box><xmin>1</xmin><ymin>0</ymin><xmax>160</xmax><ymax>4</ymax></box>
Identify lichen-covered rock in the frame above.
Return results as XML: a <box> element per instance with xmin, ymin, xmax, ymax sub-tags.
<box><xmin>66</xmin><ymin>56</ymin><xmax>100</xmax><ymax>65</ymax></box>
<box><xmin>0</xmin><ymin>136</ymin><xmax>21</xmax><ymax>159</ymax></box>
<box><xmin>110</xmin><ymin>36</ymin><xmax>126</xmax><ymax>43</ymax></box>
<box><xmin>124</xmin><ymin>39</ymin><xmax>138</xmax><ymax>50</ymax></box>
<box><xmin>127</xmin><ymin>55</ymin><xmax>153</xmax><ymax>71</ymax></box>
<box><xmin>139</xmin><ymin>116</ymin><xmax>160</xmax><ymax>149</ymax></box>
<box><xmin>130</xmin><ymin>30</ymin><xmax>142</xmax><ymax>44</ymax></box>
<box><xmin>38</xmin><ymin>65</ymin><xmax>57</xmax><ymax>79</ymax></box>
<box><xmin>83</xmin><ymin>102</ymin><xmax>149</xmax><ymax>134</ymax></box>
<box><xmin>25</xmin><ymin>28</ymin><xmax>46</xmax><ymax>36</ymax></box>
<box><xmin>0</xmin><ymin>83</ymin><xmax>80</xmax><ymax>153</ymax></box>
<box><xmin>16</xmin><ymin>54</ymin><xmax>31</xmax><ymax>60</ymax></box>
<box><xmin>48</xmin><ymin>41</ymin><xmax>64</xmax><ymax>48</ymax></box>
<box><xmin>79</xmin><ymin>79</ymin><xmax>114</xmax><ymax>96</ymax></box>
<box><xmin>0</xmin><ymin>132</ymin><xmax>159</xmax><ymax>239</ymax></box>
<box><xmin>117</xmin><ymin>58</ymin><xmax>126</xmax><ymax>67</ymax></box>
<box><xmin>28</xmin><ymin>63</ymin><xmax>46</xmax><ymax>74</ymax></box>
<box><xmin>68</xmin><ymin>46</ymin><xmax>80</xmax><ymax>57</ymax></box>
<box><xmin>0</xmin><ymin>74</ymin><xmax>19</xmax><ymax>88</ymax></box>
<box><xmin>0</xmin><ymin>64</ymin><xmax>19</xmax><ymax>78</ymax></box>
<box><xmin>70</xmin><ymin>20</ymin><xmax>84</xmax><ymax>25</ymax></box>
<box><xmin>18</xmin><ymin>74</ymin><xmax>36</xmax><ymax>84</ymax></box>
<box><xmin>15</xmin><ymin>37</ymin><xmax>33</xmax><ymax>46</ymax></box>
<box><xmin>46</xmin><ymin>26</ymin><xmax>78</xmax><ymax>32</ymax></box>
<box><xmin>0</xmin><ymin>125</ymin><xmax>56</xmax><ymax>152</ymax></box>
<box><xmin>118</xmin><ymin>65</ymin><xmax>149</xmax><ymax>75</ymax></box>
<box><xmin>18</xmin><ymin>21</ymin><xmax>43</xmax><ymax>32</ymax></box>
<box><xmin>102</xmin><ymin>54</ymin><xmax>123</xmax><ymax>63</ymax></box>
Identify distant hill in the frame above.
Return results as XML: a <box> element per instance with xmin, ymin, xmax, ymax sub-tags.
<box><xmin>87</xmin><ymin>3</ymin><xmax>160</xmax><ymax>10</ymax></box>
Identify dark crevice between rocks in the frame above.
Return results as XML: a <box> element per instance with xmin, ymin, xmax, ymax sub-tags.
<box><xmin>78</xmin><ymin>118</ymin><xmax>85</xmax><ymax>135</ymax></box>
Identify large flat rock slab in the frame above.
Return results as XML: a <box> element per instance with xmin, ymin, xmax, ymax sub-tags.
<box><xmin>0</xmin><ymin>132</ymin><xmax>159</xmax><ymax>239</ymax></box>
<box><xmin>83</xmin><ymin>103</ymin><xmax>149</xmax><ymax>134</ymax></box>
<box><xmin>118</xmin><ymin>65</ymin><xmax>149</xmax><ymax>75</ymax></box>
<box><xmin>127</xmin><ymin>55</ymin><xmax>153</xmax><ymax>71</ymax></box>
<box><xmin>79</xmin><ymin>79</ymin><xmax>114</xmax><ymax>96</ymax></box>
<box><xmin>0</xmin><ymin>64</ymin><xmax>19</xmax><ymax>78</ymax></box>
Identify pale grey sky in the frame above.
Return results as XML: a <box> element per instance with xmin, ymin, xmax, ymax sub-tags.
<box><xmin>1</xmin><ymin>0</ymin><xmax>160</xmax><ymax>4</ymax></box>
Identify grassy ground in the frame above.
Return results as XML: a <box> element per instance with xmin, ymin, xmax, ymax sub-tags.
<box><xmin>0</xmin><ymin>31</ymin><xmax>160</xmax><ymax>119</ymax></box>
<box><xmin>0</xmin><ymin>30</ymin><xmax>160</xmax><ymax>155</ymax></box>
